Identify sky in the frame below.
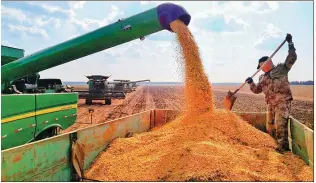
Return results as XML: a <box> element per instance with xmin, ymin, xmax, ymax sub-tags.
<box><xmin>1</xmin><ymin>1</ymin><xmax>313</xmax><ymax>82</ymax></box>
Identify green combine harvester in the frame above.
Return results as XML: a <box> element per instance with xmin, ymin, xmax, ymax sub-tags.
<box><xmin>112</xmin><ymin>79</ymin><xmax>151</xmax><ymax>93</ymax></box>
<box><xmin>1</xmin><ymin>3</ymin><xmax>190</xmax><ymax>150</ymax></box>
<box><xmin>74</xmin><ymin>75</ymin><xmax>126</xmax><ymax>105</ymax></box>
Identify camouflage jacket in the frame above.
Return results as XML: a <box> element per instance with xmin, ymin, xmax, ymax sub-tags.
<box><xmin>250</xmin><ymin>43</ymin><xmax>297</xmax><ymax>105</ymax></box>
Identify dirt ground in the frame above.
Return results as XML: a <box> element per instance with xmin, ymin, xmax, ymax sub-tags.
<box><xmin>64</xmin><ymin>85</ymin><xmax>313</xmax><ymax>132</ymax></box>
<box><xmin>213</xmin><ymin>85</ymin><xmax>313</xmax><ymax>102</ymax></box>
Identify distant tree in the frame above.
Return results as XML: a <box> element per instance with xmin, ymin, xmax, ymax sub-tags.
<box><xmin>290</xmin><ymin>80</ymin><xmax>313</xmax><ymax>85</ymax></box>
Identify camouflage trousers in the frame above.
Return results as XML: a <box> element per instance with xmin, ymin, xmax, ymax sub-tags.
<box><xmin>266</xmin><ymin>100</ymin><xmax>291</xmax><ymax>150</ymax></box>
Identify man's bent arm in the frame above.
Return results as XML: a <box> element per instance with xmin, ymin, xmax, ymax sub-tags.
<box><xmin>284</xmin><ymin>41</ymin><xmax>297</xmax><ymax>70</ymax></box>
<box><xmin>250</xmin><ymin>82</ymin><xmax>263</xmax><ymax>94</ymax></box>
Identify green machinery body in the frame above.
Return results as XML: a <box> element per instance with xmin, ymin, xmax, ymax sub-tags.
<box><xmin>111</xmin><ymin>79</ymin><xmax>151</xmax><ymax>93</ymax></box>
<box><xmin>76</xmin><ymin>75</ymin><xmax>123</xmax><ymax>105</ymax></box>
<box><xmin>1</xmin><ymin>46</ymin><xmax>78</xmax><ymax>150</ymax></box>
<box><xmin>1</xmin><ymin>3</ymin><xmax>191</xmax><ymax>150</ymax></box>
<box><xmin>1</xmin><ymin>93</ymin><xmax>78</xmax><ymax>150</ymax></box>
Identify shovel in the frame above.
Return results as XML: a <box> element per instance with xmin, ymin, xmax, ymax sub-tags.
<box><xmin>223</xmin><ymin>39</ymin><xmax>287</xmax><ymax>110</ymax></box>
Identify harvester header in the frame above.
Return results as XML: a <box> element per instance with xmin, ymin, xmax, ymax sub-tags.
<box><xmin>86</xmin><ymin>75</ymin><xmax>111</xmax><ymax>81</ymax></box>
<box><xmin>130</xmin><ymin>79</ymin><xmax>151</xmax><ymax>83</ymax></box>
<box><xmin>112</xmin><ymin>79</ymin><xmax>150</xmax><ymax>84</ymax></box>
<box><xmin>113</xmin><ymin>79</ymin><xmax>131</xmax><ymax>82</ymax></box>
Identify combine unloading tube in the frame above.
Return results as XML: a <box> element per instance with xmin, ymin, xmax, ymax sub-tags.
<box><xmin>1</xmin><ymin>3</ymin><xmax>191</xmax><ymax>84</ymax></box>
<box><xmin>157</xmin><ymin>3</ymin><xmax>191</xmax><ymax>31</ymax></box>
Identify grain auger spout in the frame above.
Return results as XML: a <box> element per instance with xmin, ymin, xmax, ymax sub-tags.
<box><xmin>112</xmin><ymin>79</ymin><xmax>150</xmax><ymax>83</ymax></box>
<box><xmin>130</xmin><ymin>79</ymin><xmax>151</xmax><ymax>83</ymax></box>
<box><xmin>129</xmin><ymin>80</ymin><xmax>151</xmax><ymax>91</ymax></box>
<box><xmin>1</xmin><ymin>3</ymin><xmax>191</xmax><ymax>91</ymax></box>
<box><xmin>110</xmin><ymin>79</ymin><xmax>150</xmax><ymax>93</ymax></box>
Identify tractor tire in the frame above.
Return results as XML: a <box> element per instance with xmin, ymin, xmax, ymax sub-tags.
<box><xmin>105</xmin><ymin>99</ymin><xmax>112</xmax><ymax>105</ymax></box>
<box><xmin>35</xmin><ymin>130</ymin><xmax>51</xmax><ymax>140</ymax></box>
<box><xmin>86</xmin><ymin>98</ymin><xmax>92</xmax><ymax>105</ymax></box>
<box><xmin>35</xmin><ymin>127</ymin><xmax>59</xmax><ymax>141</ymax></box>
<box><xmin>54</xmin><ymin>126</ymin><xmax>62</xmax><ymax>135</ymax></box>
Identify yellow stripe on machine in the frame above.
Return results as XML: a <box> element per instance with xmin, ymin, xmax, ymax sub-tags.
<box><xmin>1</xmin><ymin>112</ymin><xmax>36</xmax><ymax>123</ymax></box>
<box><xmin>36</xmin><ymin>104</ymin><xmax>77</xmax><ymax>115</ymax></box>
<box><xmin>1</xmin><ymin>104</ymin><xmax>77</xmax><ymax>123</ymax></box>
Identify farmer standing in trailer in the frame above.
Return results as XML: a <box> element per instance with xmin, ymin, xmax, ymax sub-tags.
<box><xmin>245</xmin><ymin>34</ymin><xmax>297</xmax><ymax>152</ymax></box>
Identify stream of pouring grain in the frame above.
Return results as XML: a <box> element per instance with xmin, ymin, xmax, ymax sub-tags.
<box><xmin>170</xmin><ymin>20</ymin><xmax>214</xmax><ymax>116</ymax></box>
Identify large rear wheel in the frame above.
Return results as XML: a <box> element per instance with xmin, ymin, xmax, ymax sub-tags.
<box><xmin>105</xmin><ymin>99</ymin><xmax>112</xmax><ymax>105</ymax></box>
<box><xmin>85</xmin><ymin>98</ymin><xmax>92</xmax><ymax>105</ymax></box>
<box><xmin>35</xmin><ymin>127</ymin><xmax>60</xmax><ymax>141</ymax></box>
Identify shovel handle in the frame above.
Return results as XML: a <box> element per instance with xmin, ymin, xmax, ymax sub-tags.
<box><xmin>232</xmin><ymin>39</ymin><xmax>287</xmax><ymax>95</ymax></box>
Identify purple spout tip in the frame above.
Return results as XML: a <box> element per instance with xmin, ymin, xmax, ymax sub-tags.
<box><xmin>157</xmin><ymin>3</ymin><xmax>191</xmax><ymax>32</ymax></box>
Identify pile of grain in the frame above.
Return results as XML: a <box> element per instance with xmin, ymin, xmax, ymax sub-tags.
<box><xmin>85</xmin><ymin>110</ymin><xmax>312</xmax><ymax>181</ymax></box>
<box><xmin>84</xmin><ymin>20</ymin><xmax>313</xmax><ymax>181</ymax></box>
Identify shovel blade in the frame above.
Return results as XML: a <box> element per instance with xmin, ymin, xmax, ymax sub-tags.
<box><xmin>223</xmin><ymin>90</ymin><xmax>237</xmax><ymax>110</ymax></box>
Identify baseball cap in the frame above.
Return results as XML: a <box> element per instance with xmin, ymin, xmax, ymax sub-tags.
<box><xmin>257</xmin><ymin>56</ymin><xmax>269</xmax><ymax>69</ymax></box>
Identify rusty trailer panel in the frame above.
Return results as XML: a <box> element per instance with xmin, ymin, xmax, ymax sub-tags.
<box><xmin>153</xmin><ymin>109</ymin><xmax>184</xmax><ymax>127</ymax></box>
<box><xmin>288</xmin><ymin>117</ymin><xmax>314</xmax><ymax>169</ymax></box>
<box><xmin>1</xmin><ymin>110</ymin><xmax>152</xmax><ymax>181</ymax></box>
<box><xmin>1</xmin><ymin>133</ymin><xmax>72</xmax><ymax>181</ymax></box>
<box><xmin>76</xmin><ymin>110</ymin><xmax>151</xmax><ymax>170</ymax></box>
<box><xmin>237</xmin><ymin>112</ymin><xmax>314</xmax><ymax>169</ymax></box>
<box><xmin>237</xmin><ymin>112</ymin><xmax>267</xmax><ymax>132</ymax></box>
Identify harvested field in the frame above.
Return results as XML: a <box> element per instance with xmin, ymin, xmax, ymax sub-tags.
<box><xmin>67</xmin><ymin>85</ymin><xmax>313</xmax><ymax>131</ymax></box>
<box><xmin>213</xmin><ymin>85</ymin><xmax>313</xmax><ymax>102</ymax></box>
<box><xmin>212</xmin><ymin>86</ymin><xmax>314</xmax><ymax>129</ymax></box>
<box><xmin>63</xmin><ymin>86</ymin><xmax>147</xmax><ymax>133</ymax></box>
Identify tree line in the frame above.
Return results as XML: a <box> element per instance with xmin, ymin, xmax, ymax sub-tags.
<box><xmin>290</xmin><ymin>80</ymin><xmax>313</xmax><ymax>85</ymax></box>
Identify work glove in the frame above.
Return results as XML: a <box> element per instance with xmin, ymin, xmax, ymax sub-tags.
<box><xmin>245</xmin><ymin>77</ymin><xmax>253</xmax><ymax>84</ymax></box>
<box><xmin>286</xmin><ymin>33</ymin><xmax>295</xmax><ymax>49</ymax></box>
<box><xmin>286</xmin><ymin>33</ymin><xmax>292</xmax><ymax>43</ymax></box>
